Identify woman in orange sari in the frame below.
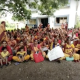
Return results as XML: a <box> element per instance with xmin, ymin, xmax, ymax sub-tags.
<box><xmin>25</xmin><ymin>24</ymin><xmax>29</xmax><ymax>32</ymax></box>
<box><xmin>0</xmin><ymin>21</ymin><xmax>8</xmax><ymax>42</ymax></box>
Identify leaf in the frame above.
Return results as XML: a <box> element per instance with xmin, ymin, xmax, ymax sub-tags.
<box><xmin>0</xmin><ymin>0</ymin><xmax>68</xmax><ymax>21</ymax></box>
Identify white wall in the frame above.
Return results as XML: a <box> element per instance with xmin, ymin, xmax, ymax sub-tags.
<box><xmin>77</xmin><ymin>1</ymin><xmax>80</xmax><ymax>16</ymax></box>
<box><xmin>37</xmin><ymin>18</ymin><xmax>41</xmax><ymax>26</ymax></box>
<box><xmin>49</xmin><ymin>8</ymin><xmax>70</xmax><ymax>28</ymax></box>
<box><xmin>49</xmin><ymin>0</ymin><xmax>78</xmax><ymax>29</ymax></box>
<box><xmin>48</xmin><ymin>17</ymin><xmax>54</xmax><ymax>28</ymax></box>
<box><xmin>68</xmin><ymin>0</ymin><xmax>77</xmax><ymax>28</ymax></box>
<box><xmin>29</xmin><ymin>0</ymin><xmax>79</xmax><ymax>29</ymax></box>
<box><xmin>54</xmin><ymin>8</ymin><xmax>70</xmax><ymax>16</ymax></box>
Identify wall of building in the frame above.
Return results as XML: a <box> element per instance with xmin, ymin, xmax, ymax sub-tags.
<box><xmin>28</xmin><ymin>0</ymin><xmax>80</xmax><ymax>29</ymax></box>
<box><xmin>50</xmin><ymin>0</ymin><xmax>79</xmax><ymax>29</ymax></box>
<box><xmin>68</xmin><ymin>0</ymin><xmax>77</xmax><ymax>28</ymax></box>
<box><xmin>53</xmin><ymin>8</ymin><xmax>70</xmax><ymax>28</ymax></box>
<box><xmin>48</xmin><ymin>17</ymin><xmax>54</xmax><ymax>28</ymax></box>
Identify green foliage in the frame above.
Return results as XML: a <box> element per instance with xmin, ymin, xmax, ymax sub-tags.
<box><xmin>6</xmin><ymin>21</ymin><xmax>16</xmax><ymax>30</ymax></box>
<box><xmin>30</xmin><ymin>0</ymin><xmax>68</xmax><ymax>15</ymax></box>
<box><xmin>0</xmin><ymin>0</ymin><xmax>31</xmax><ymax>21</ymax></box>
<box><xmin>0</xmin><ymin>0</ymin><xmax>68</xmax><ymax>21</ymax></box>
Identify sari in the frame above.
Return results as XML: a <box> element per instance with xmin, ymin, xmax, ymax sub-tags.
<box><xmin>33</xmin><ymin>44</ymin><xmax>44</xmax><ymax>63</ymax></box>
<box><xmin>0</xmin><ymin>24</ymin><xmax>8</xmax><ymax>42</ymax></box>
<box><xmin>75</xmin><ymin>40</ymin><xmax>80</xmax><ymax>54</ymax></box>
<box><xmin>12</xmin><ymin>46</ymin><xmax>30</xmax><ymax>62</ymax></box>
<box><xmin>8</xmin><ymin>40</ymin><xmax>17</xmax><ymax>48</ymax></box>
<box><xmin>0</xmin><ymin>46</ymin><xmax>13</xmax><ymax>64</ymax></box>
<box><xmin>60</xmin><ymin>43</ymin><xmax>79</xmax><ymax>60</ymax></box>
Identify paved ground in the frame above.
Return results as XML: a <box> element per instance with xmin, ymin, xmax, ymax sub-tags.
<box><xmin>0</xmin><ymin>60</ymin><xmax>80</xmax><ymax>80</ymax></box>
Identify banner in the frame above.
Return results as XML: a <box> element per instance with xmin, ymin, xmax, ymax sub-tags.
<box><xmin>48</xmin><ymin>46</ymin><xmax>64</xmax><ymax>61</ymax></box>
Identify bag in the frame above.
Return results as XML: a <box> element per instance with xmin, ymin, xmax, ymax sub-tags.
<box><xmin>66</xmin><ymin>57</ymin><xmax>74</xmax><ymax>61</ymax></box>
<box><xmin>33</xmin><ymin>52</ymin><xmax>44</xmax><ymax>63</ymax></box>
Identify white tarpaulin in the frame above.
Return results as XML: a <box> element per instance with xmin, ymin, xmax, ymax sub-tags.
<box><xmin>42</xmin><ymin>47</ymin><xmax>48</xmax><ymax>51</ymax></box>
<box><xmin>48</xmin><ymin>46</ymin><xmax>64</xmax><ymax>61</ymax></box>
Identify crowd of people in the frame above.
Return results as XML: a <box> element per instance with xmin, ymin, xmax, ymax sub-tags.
<box><xmin>0</xmin><ymin>21</ymin><xmax>80</xmax><ymax>68</ymax></box>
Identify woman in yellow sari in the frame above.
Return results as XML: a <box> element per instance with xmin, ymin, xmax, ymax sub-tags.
<box><xmin>0</xmin><ymin>21</ymin><xmax>8</xmax><ymax>42</ymax></box>
<box><xmin>61</xmin><ymin>38</ymin><xmax>79</xmax><ymax>62</ymax></box>
<box><xmin>12</xmin><ymin>41</ymin><xmax>30</xmax><ymax>62</ymax></box>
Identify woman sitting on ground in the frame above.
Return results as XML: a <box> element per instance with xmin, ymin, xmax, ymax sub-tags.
<box><xmin>46</xmin><ymin>39</ymin><xmax>62</xmax><ymax>63</ymax></box>
<box><xmin>13</xmin><ymin>41</ymin><xmax>30</xmax><ymax>62</ymax></box>
<box><xmin>16</xmin><ymin>46</ymin><xmax>28</xmax><ymax>62</ymax></box>
<box><xmin>61</xmin><ymin>37</ymin><xmax>79</xmax><ymax>62</ymax></box>
<box><xmin>30</xmin><ymin>40</ymin><xmax>46</xmax><ymax>61</ymax></box>
<box><xmin>0</xmin><ymin>47</ymin><xmax>10</xmax><ymax>68</ymax></box>
<box><xmin>0</xmin><ymin>40</ymin><xmax>13</xmax><ymax>64</ymax></box>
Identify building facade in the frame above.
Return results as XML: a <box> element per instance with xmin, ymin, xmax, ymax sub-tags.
<box><xmin>27</xmin><ymin>0</ymin><xmax>80</xmax><ymax>29</ymax></box>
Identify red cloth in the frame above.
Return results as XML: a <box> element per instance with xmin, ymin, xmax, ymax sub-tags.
<box><xmin>0</xmin><ymin>31</ymin><xmax>5</xmax><ymax>41</ymax></box>
<box><xmin>37</xmin><ymin>44</ymin><xmax>41</xmax><ymax>49</ymax></box>
<box><xmin>24</xmin><ymin>46</ymin><xmax>27</xmax><ymax>52</ymax></box>
<box><xmin>33</xmin><ymin>44</ymin><xmax>44</xmax><ymax>63</ymax></box>
<box><xmin>76</xmin><ymin>33</ymin><xmax>78</xmax><ymax>37</ymax></box>
<box><xmin>33</xmin><ymin>52</ymin><xmax>44</xmax><ymax>63</ymax></box>
<box><xmin>46</xmin><ymin>37</ymin><xmax>48</xmax><ymax>40</ymax></box>
<box><xmin>58</xmin><ymin>40</ymin><xmax>61</xmax><ymax>44</ymax></box>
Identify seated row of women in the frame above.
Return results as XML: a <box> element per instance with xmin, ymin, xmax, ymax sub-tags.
<box><xmin>0</xmin><ymin>35</ymin><xmax>80</xmax><ymax>68</ymax></box>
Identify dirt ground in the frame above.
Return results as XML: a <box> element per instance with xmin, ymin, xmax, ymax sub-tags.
<box><xmin>0</xmin><ymin>60</ymin><xmax>80</xmax><ymax>80</ymax></box>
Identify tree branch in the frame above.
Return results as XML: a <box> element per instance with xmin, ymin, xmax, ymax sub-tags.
<box><xmin>0</xmin><ymin>9</ymin><xmax>9</xmax><ymax>11</ymax></box>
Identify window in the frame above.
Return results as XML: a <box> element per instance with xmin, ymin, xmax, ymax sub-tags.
<box><xmin>56</xmin><ymin>17</ymin><xmax>67</xmax><ymax>24</ymax></box>
<box><xmin>27</xmin><ymin>19</ymin><xmax>37</xmax><ymax>28</ymax></box>
<box><xmin>28</xmin><ymin>19</ymin><xmax>36</xmax><ymax>24</ymax></box>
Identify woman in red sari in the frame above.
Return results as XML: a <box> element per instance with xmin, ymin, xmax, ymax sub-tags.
<box><xmin>0</xmin><ymin>40</ymin><xmax>13</xmax><ymax>64</ymax></box>
<box><xmin>30</xmin><ymin>40</ymin><xmax>46</xmax><ymax>62</ymax></box>
<box><xmin>8</xmin><ymin>36</ymin><xmax>17</xmax><ymax>48</ymax></box>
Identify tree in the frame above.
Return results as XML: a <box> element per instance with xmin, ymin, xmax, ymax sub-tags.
<box><xmin>0</xmin><ymin>0</ymin><xmax>68</xmax><ymax>21</ymax></box>
<box><xmin>0</xmin><ymin>0</ymin><xmax>32</xmax><ymax>21</ymax></box>
<box><xmin>29</xmin><ymin>0</ymin><xmax>68</xmax><ymax>15</ymax></box>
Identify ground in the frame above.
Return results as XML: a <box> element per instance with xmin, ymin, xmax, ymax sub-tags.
<box><xmin>0</xmin><ymin>60</ymin><xmax>80</xmax><ymax>80</ymax></box>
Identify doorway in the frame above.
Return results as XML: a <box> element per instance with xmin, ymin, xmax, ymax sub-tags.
<box><xmin>41</xmin><ymin>18</ymin><xmax>48</xmax><ymax>28</ymax></box>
